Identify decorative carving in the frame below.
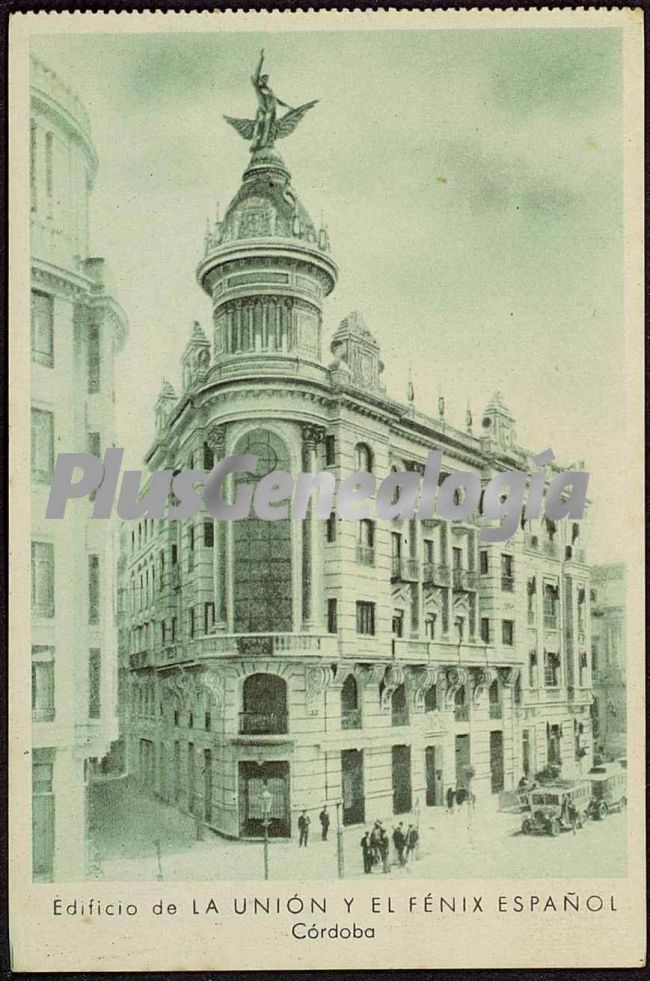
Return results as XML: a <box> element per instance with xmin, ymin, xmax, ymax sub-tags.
<box><xmin>206</xmin><ymin>423</ymin><xmax>227</xmax><ymax>456</ymax></box>
<box><xmin>305</xmin><ymin>665</ymin><xmax>334</xmax><ymax>716</ymax></box>
<box><xmin>405</xmin><ymin>460</ymin><xmax>426</xmax><ymax>475</ymax></box>
<box><xmin>471</xmin><ymin>667</ymin><xmax>496</xmax><ymax>704</ymax></box>
<box><xmin>301</xmin><ymin>423</ymin><xmax>325</xmax><ymax>449</ymax></box>
<box><xmin>354</xmin><ymin>663</ymin><xmax>387</xmax><ymax>688</ymax></box>
<box><xmin>498</xmin><ymin>666</ymin><xmax>519</xmax><ymax>688</ymax></box>
<box><xmin>197</xmin><ymin>668</ymin><xmax>225</xmax><ymax>711</ymax></box>
<box><xmin>380</xmin><ymin>664</ymin><xmax>405</xmax><ymax>710</ymax></box>
<box><xmin>443</xmin><ymin>667</ymin><xmax>467</xmax><ymax>706</ymax></box>
<box><xmin>406</xmin><ymin>666</ymin><xmax>438</xmax><ymax>710</ymax></box>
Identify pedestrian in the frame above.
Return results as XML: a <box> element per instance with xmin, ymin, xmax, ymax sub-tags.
<box><xmin>319</xmin><ymin>805</ymin><xmax>330</xmax><ymax>841</ymax></box>
<box><xmin>378</xmin><ymin>827</ymin><xmax>390</xmax><ymax>873</ymax></box>
<box><xmin>360</xmin><ymin>831</ymin><xmax>373</xmax><ymax>874</ymax></box>
<box><xmin>392</xmin><ymin>822</ymin><xmax>406</xmax><ymax>866</ymax></box>
<box><xmin>298</xmin><ymin>809</ymin><xmax>310</xmax><ymax>847</ymax></box>
<box><xmin>370</xmin><ymin>820</ymin><xmax>382</xmax><ymax>866</ymax></box>
<box><xmin>567</xmin><ymin>800</ymin><xmax>578</xmax><ymax>836</ymax></box>
<box><xmin>446</xmin><ymin>786</ymin><xmax>456</xmax><ymax>814</ymax></box>
<box><xmin>406</xmin><ymin>824</ymin><xmax>419</xmax><ymax>861</ymax></box>
<box><xmin>456</xmin><ymin>786</ymin><xmax>467</xmax><ymax>811</ymax></box>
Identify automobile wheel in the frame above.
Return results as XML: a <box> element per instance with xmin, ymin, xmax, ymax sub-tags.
<box><xmin>522</xmin><ymin>819</ymin><xmax>532</xmax><ymax>835</ymax></box>
<box><xmin>598</xmin><ymin>801</ymin><xmax>608</xmax><ymax>820</ymax></box>
<box><xmin>549</xmin><ymin>819</ymin><xmax>561</xmax><ymax>837</ymax></box>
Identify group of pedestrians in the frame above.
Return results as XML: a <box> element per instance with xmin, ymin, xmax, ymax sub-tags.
<box><xmin>297</xmin><ymin>806</ymin><xmax>331</xmax><ymax>847</ymax></box>
<box><xmin>360</xmin><ymin>820</ymin><xmax>419</xmax><ymax>874</ymax></box>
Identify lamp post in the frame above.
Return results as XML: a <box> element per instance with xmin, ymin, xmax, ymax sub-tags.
<box><xmin>335</xmin><ymin>800</ymin><xmax>344</xmax><ymax>879</ymax></box>
<box><xmin>261</xmin><ymin>785</ymin><xmax>272</xmax><ymax>881</ymax></box>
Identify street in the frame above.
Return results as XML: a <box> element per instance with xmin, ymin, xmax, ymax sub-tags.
<box><xmin>88</xmin><ymin>777</ymin><xmax>627</xmax><ymax>882</ymax></box>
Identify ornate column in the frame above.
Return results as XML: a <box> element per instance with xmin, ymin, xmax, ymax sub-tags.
<box><xmin>206</xmin><ymin>423</ymin><xmax>228</xmax><ymax>631</ymax></box>
<box><xmin>301</xmin><ymin>424</ymin><xmax>325</xmax><ymax>632</ymax></box>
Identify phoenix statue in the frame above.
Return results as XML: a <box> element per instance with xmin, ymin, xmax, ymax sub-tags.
<box><xmin>224</xmin><ymin>50</ymin><xmax>318</xmax><ymax>152</ymax></box>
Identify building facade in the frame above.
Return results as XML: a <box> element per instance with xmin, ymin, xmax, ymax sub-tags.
<box><xmin>121</xmin><ymin>129</ymin><xmax>594</xmax><ymax>841</ymax></box>
<box><xmin>590</xmin><ymin>563</ymin><xmax>626</xmax><ymax>760</ymax></box>
<box><xmin>30</xmin><ymin>57</ymin><xmax>128</xmax><ymax>879</ymax></box>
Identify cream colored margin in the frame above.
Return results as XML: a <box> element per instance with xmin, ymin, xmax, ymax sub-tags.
<box><xmin>9</xmin><ymin>7</ymin><xmax>645</xmax><ymax>972</ymax></box>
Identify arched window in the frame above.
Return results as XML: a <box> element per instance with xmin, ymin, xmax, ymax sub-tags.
<box><xmin>454</xmin><ymin>685</ymin><xmax>468</xmax><ymax>721</ymax></box>
<box><xmin>424</xmin><ymin>684</ymin><xmax>437</xmax><ymax>712</ymax></box>
<box><xmin>391</xmin><ymin>683</ymin><xmax>408</xmax><ymax>726</ymax></box>
<box><xmin>233</xmin><ymin>429</ymin><xmax>292</xmax><ymax>633</ymax></box>
<box><xmin>489</xmin><ymin>678</ymin><xmax>502</xmax><ymax>719</ymax></box>
<box><xmin>241</xmin><ymin>673</ymin><xmax>288</xmax><ymax>734</ymax></box>
<box><xmin>355</xmin><ymin>443</ymin><xmax>373</xmax><ymax>473</ymax></box>
<box><xmin>341</xmin><ymin>675</ymin><xmax>361</xmax><ymax>729</ymax></box>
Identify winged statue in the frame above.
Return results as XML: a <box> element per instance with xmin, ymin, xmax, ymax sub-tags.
<box><xmin>224</xmin><ymin>50</ymin><xmax>318</xmax><ymax>151</ymax></box>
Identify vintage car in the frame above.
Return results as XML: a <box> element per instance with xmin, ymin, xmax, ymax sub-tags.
<box><xmin>588</xmin><ymin>765</ymin><xmax>628</xmax><ymax>819</ymax></box>
<box><xmin>521</xmin><ymin>780</ymin><xmax>592</xmax><ymax>836</ymax></box>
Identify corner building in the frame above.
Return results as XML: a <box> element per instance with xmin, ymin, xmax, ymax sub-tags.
<box><xmin>30</xmin><ymin>58</ymin><xmax>128</xmax><ymax>878</ymax></box>
<box><xmin>123</xmin><ymin>137</ymin><xmax>594</xmax><ymax>840</ymax></box>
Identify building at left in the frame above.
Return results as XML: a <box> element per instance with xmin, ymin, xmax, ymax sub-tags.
<box><xmin>30</xmin><ymin>56</ymin><xmax>128</xmax><ymax>880</ymax></box>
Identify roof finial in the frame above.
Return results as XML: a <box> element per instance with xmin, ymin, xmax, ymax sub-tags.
<box><xmin>407</xmin><ymin>367</ymin><xmax>415</xmax><ymax>403</ymax></box>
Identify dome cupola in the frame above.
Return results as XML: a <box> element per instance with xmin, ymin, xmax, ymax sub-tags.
<box><xmin>196</xmin><ymin>55</ymin><xmax>337</xmax><ymax>373</ymax></box>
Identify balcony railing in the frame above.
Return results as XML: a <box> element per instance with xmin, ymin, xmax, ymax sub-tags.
<box><xmin>454</xmin><ymin>704</ymin><xmax>470</xmax><ymax>722</ymax></box>
<box><xmin>501</xmin><ymin>575</ymin><xmax>515</xmax><ymax>592</ymax></box>
<box><xmin>341</xmin><ymin>708</ymin><xmax>362</xmax><ymax>730</ymax></box>
<box><xmin>356</xmin><ymin>544</ymin><xmax>375</xmax><ymax>567</ymax></box>
<box><xmin>32</xmin><ymin>707</ymin><xmax>55</xmax><ymax>722</ymax></box>
<box><xmin>391</xmin><ymin>557</ymin><xmax>419</xmax><ymax>581</ymax></box>
<box><xmin>422</xmin><ymin>562</ymin><xmax>451</xmax><ymax>587</ymax></box>
<box><xmin>543</xmin><ymin>614</ymin><xmax>559</xmax><ymax>631</ymax></box>
<box><xmin>489</xmin><ymin>702</ymin><xmax>503</xmax><ymax>720</ymax></box>
<box><xmin>391</xmin><ymin>708</ymin><xmax>410</xmax><ymax>727</ymax></box>
<box><xmin>452</xmin><ymin>569</ymin><xmax>478</xmax><ymax>591</ymax></box>
<box><xmin>129</xmin><ymin>650</ymin><xmax>150</xmax><ymax>669</ymax></box>
<box><xmin>239</xmin><ymin>711</ymin><xmax>288</xmax><ymax>735</ymax></box>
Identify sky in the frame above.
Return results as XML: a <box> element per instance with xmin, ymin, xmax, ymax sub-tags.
<box><xmin>31</xmin><ymin>27</ymin><xmax>626</xmax><ymax>562</ymax></box>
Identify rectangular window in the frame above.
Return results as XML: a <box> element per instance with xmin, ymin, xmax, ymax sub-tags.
<box><xmin>203</xmin><ymin>442</ymin><xmax>214</xmax><ymax>470</ymax></box>
<box><xmin>88</xmin><ymin>554</ymin><xmax>100</xmax><ymax>624</ymax></box>
<box><xmin>189</xmin><ymin>608</ymin><xmax>195</xmax><ymax>639</ymax></box>
<box><xmin>31</xmin><ymin>291</ymin><xmax>54</xmax><ymax>367</ymax></box>
<box><xmin>424</xmin><ymin>539</ymin><xmax>434</xmax><ymax>564</ymax></box>
<box><xmin>544</xmin><ymin>651</ymin><xmax>560</xmax><ymax>687</ymax></box>
<box><xmin>479</xmin><ymin>550</ymin><xmax>489</xmax><ymax>575</ymax></box>
<box><xmin>160</xmin><ymin>549</ymin><xmax>165</xmax><ymax>586</ymax></box>
<box><xmin>171</xmin><ymin>617</ymin><xmax>177</xmax><ymax>641</ymax></box>
<box><xmin>32</xmin><ymin>542</ymin><xmax>54</xmax><ymax>618</ymax></box>
<box><xmin>205</xmin><ymin>712</ymin><xmax>211</xmax><ymax>731</ymax></box>
<box><xmin>326</xmin><ymin>513</ymin><xmax>337</xmax><ymax>543</ymax></box>
<box><xmin>30</xmin><ymin>122</ymin><xmax>37</xmax><ymax>211</ymax></box>
<box><xmin>452</xmin><ymin>547</ymin><xmax>462</xmax><ymax>569</ymax></box>
<box><xmin>204</xmin><ymin>521</ymin><xmax>214</xmax><ymax>547</ymax></box>
<box><xmin>87</xmin><ymin>323</ymin><xmax>100</xmax><ymax>393</ymax></box>
<box><xmin>502</xmin><ymin>620</ymin><xmax>514</xmax><ymax>646</ymax></box>
<box><xmin>543</xmin><ymin>583</ymin><xmax>559</xmax><ymax>628</ymax></box>
<box><xmin>327</xmin><ymin>598</ymin><xmax>338</xmax><ymax>634</ymax></box>
<box><xmin>480</xmin><ymin>618</ymin><xmax>490</xmax><ymax>644</ymax></box>
<box><xmin>204</xmin><ymin>601</ymin><xmax>215</xmax><ymax>634</ymax></box>
<box><xmin>392</xmin><ymin>611</ymin><xmax>404</xmax><ymax>638</ymax></box>
<box><xmin>188</xmin><ymin>527</ymin><xmax>195</xmax><ymax>571</ymax></box>
<box><xmin>356</xmin><ymin>601</ymin><xmax>375</xmax><ymax>635</ymax></box>
<box><xmin>88</xmin><ymin>649</ymin><xmax>101</xmax><ymax>719</ymax></box>
<box><xmin>31</xmin><ymin>408</ymin><xmax>54</xmax><ymax>483</ymax></box>
<box><xmin>32</xmin><ymin>646</ymin><xmax>55</xmax><ymax>721</ymax></box>
<box><xmin>87</xmin><ymin>431</ymin><xmax>101</xmax><ymax>459</ymax></box>
<box><xmin>161</xmin><ymin>620</ymin><xmax>166</xmax><ymax>646</ymax></box>
<box><xmin>424</xmin><ymin>614</ymin><xmax>436</xmax><ymax>640</ymax></box>
<box><xmin>324</xmin><ymin>435</ymin><xmax>336</xmax><ymax>466</ymax></box>
<box><xmin>45</xmin><ymin>131</ymin><xmax>53</xmax><ymax>201</ymax></box>
<box><xmin>501</xmin><ymin>554</ymin><xmax>514</xmax><ymax>591</ymax></box>
<box><xmin>171</xmin><ymin>544</ymin><xmax>178</xmax><ymax>565</ymax></box>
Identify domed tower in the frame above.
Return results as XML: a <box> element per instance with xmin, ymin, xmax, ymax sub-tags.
<box><xmin>196</xmin><ymin>58</ymin><xmax>337</xmax><ymax>376</ymax></box>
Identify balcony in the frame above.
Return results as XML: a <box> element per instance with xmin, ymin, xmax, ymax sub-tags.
<box><xmin>454</xmin><ymin>704</ymin><xmax>470</xmax><ymax>723</ymax></box>
<box><xmin>391</xmin><ymin>557</ymin><xmax>419</xmax><ymax>581</ymax></box>
<box><xmin>501</xmin><ymin>575</ymin><xmax>515</xmax><ymax>592</ymax></box>
<box><xmin>452</xmin><ymin>569</ymin><xmax>478</xmax><ymax>591</ymax></box>
<box><xmin>543</xmin><ymin>540</ymin><xmax>559</xmax><ymax>559</ymax></box>
<box><xmin>32</xmin><ymin>707</ymin><xmax>55</xmax><ymax>723</ymax></box>
<box><xmin>356</xmin><ymin>544</ymin><xmax>376</xmax><ymax>567</ymax></box>
<box><xmin>422</xmin><ymin>562</ymin><xmax>451</xmax><ymax>587</ymax></box>
<box><xmin>543</xmin><ymin>615</ymin><xmax>559</xmax><ymax>631</ymax></box>
<box><xmin>489</xmin><ymin>701</ymin><xmax>503</xmax><ymax>720</ymax></box>
<box><xmin>239</xmin><ymin>711</ymin><xmax>288</xmax><ymax>735</ymax></box>
<box><xmin>391</xmin><ymin>708</ymin><xmax>409</xmax><ymax>727</ymax></box>
<box><xmin>341</xmin><ymin>709</ymin><xmax>362</xmax><ymax>730</ymax></box>
<box><xmin>392</xmin><ymin>638</ymin><xmax>430</xmax><ymax>661</ymax></box>
<box><xmin>129</xmin><ymin>650</ymin><xmax>150</xmax><ymax>669</ymax></box>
